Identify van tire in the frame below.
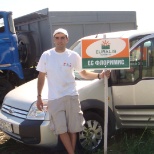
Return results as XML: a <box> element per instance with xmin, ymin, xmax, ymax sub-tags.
<box><xmin>77</xmin><ymin>111</ymin><xmax>104</xmax><ymax>152</ymax></box>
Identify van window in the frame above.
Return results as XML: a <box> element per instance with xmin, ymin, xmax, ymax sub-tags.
<box><xmin>117</xmin><ymin>39</ymin><xmax>154</xmax><ymax>84</ymax></box>
<box><xmin>118</xmin><ymin>47</ymin><xmax>140</xmax><ymax>83</ymax></box>
<box><xmin>142</xmin><ymin>40</ymin><xmax>154</xmax><ymax>78</ymax></box>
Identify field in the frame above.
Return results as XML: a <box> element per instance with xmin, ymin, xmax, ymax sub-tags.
<box><xmin>1</xmin><ymin>128</ymin><xmax>154</xmax><ymax>154</ymax></box>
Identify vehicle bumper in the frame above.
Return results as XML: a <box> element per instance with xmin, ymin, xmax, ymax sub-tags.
<box><xmin>0</xmin><ymin>110</ymin><xmax>58</xmax><ymax>147</ymax></box>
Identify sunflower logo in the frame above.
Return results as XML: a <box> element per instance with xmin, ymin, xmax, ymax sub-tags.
<box><xmin>102</xmin><ymin>40</ymin><xmax>110</xmax><ymax>49</ymax></box>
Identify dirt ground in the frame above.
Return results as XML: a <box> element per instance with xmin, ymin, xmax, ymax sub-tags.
<box><xmin>0</xmin><ymin>131</ymin><xmax>10</xmax><ymax>144</ymax></box>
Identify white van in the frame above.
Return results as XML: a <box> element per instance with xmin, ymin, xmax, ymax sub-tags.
<box><xmin>1</xmin><ymin>29</ymin><xmax>154</xmax><ymax>153</ymax></box>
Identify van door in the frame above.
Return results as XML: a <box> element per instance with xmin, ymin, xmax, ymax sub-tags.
<box><xmin>111</xmin><ymin>38</ymin><xmax>154</xmax><ymax>128</ymax></box>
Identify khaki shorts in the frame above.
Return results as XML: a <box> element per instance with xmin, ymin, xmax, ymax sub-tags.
<box><xmin>47</xmin><ymin>95</ymin><xmax>85</xmax><ymax>135</ymax></box>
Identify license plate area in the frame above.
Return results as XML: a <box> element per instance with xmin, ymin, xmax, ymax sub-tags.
<box><xmin>0</xmin><ymin>119</ymin><xmax>12</xmax><ymax>132</ymax></box>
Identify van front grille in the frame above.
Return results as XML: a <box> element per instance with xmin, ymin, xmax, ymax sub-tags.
<box><xmin>1</xmin><ymin>104</ymin><xmax>28</xmax><ymax>119</ymax></box>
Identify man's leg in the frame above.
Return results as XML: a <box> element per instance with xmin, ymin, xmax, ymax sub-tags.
<box><xmin>68</xmin><ymin>132</ymin><xmax>77</xmax><ymax>151</ymax></box>
<box><xmin>59</xmin><ymin>132</ymin><xmax>75</xmax><ymax>154</ymax></box>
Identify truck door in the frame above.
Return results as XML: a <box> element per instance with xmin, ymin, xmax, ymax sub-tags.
<box><xmin>0</xmin><ymin>12</ymin><xmax>23</xmax><ymax>79</ymax></box>
<box><xmin>111</xmin><ymin>37</ymin><xmax>154</xmax><ymax>127</ymax></box>
<box><xmin>0</xmin><ymin>15</ymin><xmax>14</xmax><ymax>67</ymax></box>
<box><xmin>0</xmin><ymin>14</ymin><xmax>14</xmax><ymax>65</ymax></box>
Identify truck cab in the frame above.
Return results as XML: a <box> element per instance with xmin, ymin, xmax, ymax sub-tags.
<box><xmin>0</xmin><ymin>11</ymin><xmax>23</xmax><ymax>78</ymax></box>
<box><xmin>0</xmin><ymin>11</ymin><xmax>38</xmax><ymax>104</ymax></box>
<box><xmin>0</xmin><ymin>11</ymin><xmax>24</xmax><ymax>103</ymax></box>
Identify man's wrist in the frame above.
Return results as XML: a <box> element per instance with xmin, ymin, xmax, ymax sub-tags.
<box><xmin>97</xmin><ymin>73</ymin><xmax>101</xmax><ymax>79</ymax></box>
<box><xmin>37</xmin><ymin>94</ymin><xmax>41</xmax><ymax>97</ymax></box>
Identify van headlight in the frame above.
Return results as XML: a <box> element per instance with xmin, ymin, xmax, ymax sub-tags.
<box><xmin>27</xmin><ymin>100</ymin><xmax>48</xmax><ymax>120</ymax></box>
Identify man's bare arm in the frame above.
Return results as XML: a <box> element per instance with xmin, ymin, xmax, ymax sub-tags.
<box><xmin>79</xmin><ymin>70</ymin><xmax>110</xmax><ymax>80</ymax></box>
<box><xmin>37</xmin><ymin>72</ymin><xmax>46</xmax><ymax>110</ymax></box>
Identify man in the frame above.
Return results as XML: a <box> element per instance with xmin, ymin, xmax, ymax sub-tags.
<box><xmin>36</xmin><ymin>28</ymin><xmax>110</xmax><ymax>154</ymax></box>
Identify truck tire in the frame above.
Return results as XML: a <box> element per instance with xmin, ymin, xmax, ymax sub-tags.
<box><xmin>77</xmin><ymin>111</ymin><xmax>115</xmax><ymax>153</ymax></box>
<box><xmin>0</xmin><ymin>79</ymin><xmax>14</xmax><ymax>105</ymax></box>
<box><xmin>17</xmin><ymin>32</ymin><xmax>36</xmax><ymax>68</ymax></box>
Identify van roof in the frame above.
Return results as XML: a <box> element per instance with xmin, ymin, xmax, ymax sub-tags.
<box><xmin>80</xmin><ymin>29</ymin><xmax>154</xmax><ymax>40</ymax></box>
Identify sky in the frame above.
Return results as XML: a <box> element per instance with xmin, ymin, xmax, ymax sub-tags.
<box><xmin>0</xmin><ymin>0</ymin><xmax>153</xmax><ymax>31</ymax></box>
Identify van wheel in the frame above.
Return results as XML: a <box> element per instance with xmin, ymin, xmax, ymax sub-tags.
<box><xmin>77</xmin><ymin>111</ymin><xmax>104</xmax><ymax>153</ymax></box>
<box><xmin>17</xmin><ymin>32</ymin><xmax>36</xmax><ymax>68</ymax></box>
<box><xmin>0</xmin><ymin>79</ymin><xmax>14</xmax><ymax>104</ymax></box>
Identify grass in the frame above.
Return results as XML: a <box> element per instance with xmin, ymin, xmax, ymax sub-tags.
<box><xmin>1</xmin><ymin>128</ymin><xmax>154</xmax><ymax>154</ymax></box>
<box><xmin>83</xmin><ymin>127</ymin><xmax>154</xmax><ymax>154</ymax></box>
<box><xmin>106</xmin><ymin>128</ymin><xmax>154</xmax><ymax>154</ymax></box>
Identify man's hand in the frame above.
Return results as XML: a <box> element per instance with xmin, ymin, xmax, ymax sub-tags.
<box><xmin>37</xmin><ymin>97</ymin><xmax>43</xmax><ymax>111</ymax></box>
<box><xmin>100</xmin><ymin>70</ymin><xmax>110</xmax><ymax>79</ymax></box>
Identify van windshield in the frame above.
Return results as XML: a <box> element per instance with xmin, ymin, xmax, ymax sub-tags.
<box><xmin>70</xmin><ymin>40</ymin><xmax>104</xmax><ymax>80</ymax></box>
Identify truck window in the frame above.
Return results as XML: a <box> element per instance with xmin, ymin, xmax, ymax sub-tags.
<box><xmin>0</xmin><ymin>15</ymin><xmax>5</xmax><ymax>33</ymax></box>
<box><xmin>8</xmin><ymin>14</ymin><xmax>15</xmax><ymax>33</ymax></box>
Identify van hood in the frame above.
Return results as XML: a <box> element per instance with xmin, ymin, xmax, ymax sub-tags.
<box><xmin>2</xmin><ymin>78</ymin><xmax>95</xmax><ymax>111</ymax></box>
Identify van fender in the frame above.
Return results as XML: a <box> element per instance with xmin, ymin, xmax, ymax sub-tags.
<box><xmin>80</xmin><ymin>99</ymin><xmax>116</xmax><ymax>136</ymax></box>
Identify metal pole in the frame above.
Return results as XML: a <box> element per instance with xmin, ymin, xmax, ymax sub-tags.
<box><xmin>103</xmin><ymin>34</ymin><xmax>108</xmax><ymax>154</ymax></box>
<box><xmin>104</xmin><ymin>73</ymin><xmax>108</xmax><ymax>154</ymax></box>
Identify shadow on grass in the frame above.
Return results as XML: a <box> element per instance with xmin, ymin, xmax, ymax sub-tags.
<box><xmin>0</xmin><ymin>138</ymin><xmax>66</xmax><ymax>154</ymax></box>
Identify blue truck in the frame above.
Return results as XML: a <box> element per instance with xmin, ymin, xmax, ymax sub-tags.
<box><xmin>0</xmin><ymin>9</ymin><xmax>137</xmax><ymax>104</ymax></box>
<box><xmin>0</xmin><ymin>11</ymin><xmax>38</xmax><ymax>104</ymax></box>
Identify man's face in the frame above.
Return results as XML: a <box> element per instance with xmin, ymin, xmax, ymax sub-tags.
<box><xmin>54</xmin><ymin>33</ymin><xmax>69</xmax><ymax>50</ymax></box>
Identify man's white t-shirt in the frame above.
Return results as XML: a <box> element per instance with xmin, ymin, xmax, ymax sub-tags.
<box><xmin>36</xmin><ymin>48</ymin><xmax>82</xmax><ymax>100</ymax></box>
